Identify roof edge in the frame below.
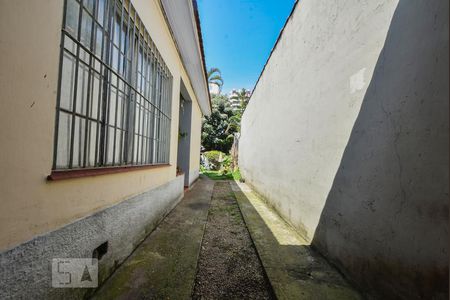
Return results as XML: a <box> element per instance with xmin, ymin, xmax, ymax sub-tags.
<box><xmin>192</xmin><ymin>0</ymin><xmax>212</xmax><ymax>113</ymax></box>
<box><xmin>158</xmin><ymin>0</ymin><xmax>211</xmax><ymax>116</ymax></box>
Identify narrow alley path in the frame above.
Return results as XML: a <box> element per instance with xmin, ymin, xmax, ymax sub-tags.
<box><xmin>92</xmin><ymin>176</ymin><xmax>360</xmax><ymax>299</ymax></box>
<box><xmin>192</xmin><ymin>181</ymin><xmax>274</xmax><ymax>299</ymax></box>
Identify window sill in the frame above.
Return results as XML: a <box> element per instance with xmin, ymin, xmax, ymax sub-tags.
<box><xmin>47</xmin><ymin>164</ymin><xmax>171</xmax><ymax>181</ymax></box>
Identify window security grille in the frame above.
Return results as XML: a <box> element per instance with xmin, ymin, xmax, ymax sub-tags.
<box><xmin>53</xmin><ymin>0</ymin><xmax>172</xmax><ymax>170</ymax></box>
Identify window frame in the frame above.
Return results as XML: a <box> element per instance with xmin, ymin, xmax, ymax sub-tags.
<box><xmin>50</xmin><ymin>0</ymin><xmax>173</xmax><ymax>180</ymax></box>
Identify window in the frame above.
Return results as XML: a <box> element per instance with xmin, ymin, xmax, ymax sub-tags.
<box><xmin>53</xmin><ymin>0</ymin><xmax>172</xmax><ymax>170</ymax></box>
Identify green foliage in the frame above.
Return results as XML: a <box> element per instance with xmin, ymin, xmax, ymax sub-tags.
<box><xmin>219</xmin><ymin>88</ymin><xmax>251</xmax><ymax>135</ymax></box>
<box><xmin>203</xmin><ymin>150</ymin><xmax>224</xmax><ymax>161</ymax></box>
<box><xmin>201</xmin><ymin>170</ymin><xmax>233</xmax><ymax>180</ymax></box>
<box><xmin>230</xmin><ymin>88</ymin><xmax>251</xmax><ymax>114</ymax></box>
<box><xmin>201</xmin><ymin>151</ymin><xmax>234</xmax><ymax>176</ymax></box>
<box><xmin>203</xmin><ymin>150</ymin><xmax>225</xmax><ymax>170</ymax></box>
<box><xmin>201</xmin><ymin>95</ymin><xmax>237</xmax><ymax>152</ymax></box>
<box><xmin>201</xmin><ymin>169</ymin><xmax>241</xmax><ymax>181</ymax></box>
<box><xmin>219</xmin><ymin>155</ymin><xmax>232</xmax><ymax>175</ymax></box>
<box><xmin>232</xmin><ymin>168</ymin><xmax>242</xmax><ymax>181</ymax></box>
<box><xmin>202</xmin><ymin>67</ymin><xmax>250</xmax><ymax>158</ymax></box>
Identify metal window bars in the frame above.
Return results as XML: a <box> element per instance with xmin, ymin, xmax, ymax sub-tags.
<box><xmin>53</xmin><ymin>0</ymin><xmax>172</xmax><ymax>170</ymax></box>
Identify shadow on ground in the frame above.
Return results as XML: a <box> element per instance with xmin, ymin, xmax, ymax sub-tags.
<box><xmin>311</xmin><ymin>1</ymin><xmax>449</xmax><ymax>299</ymax></box>
<box><xmin>231</xmin><ymin>181</ymin><xmax>362</xmax><ymax>300</ymax></box>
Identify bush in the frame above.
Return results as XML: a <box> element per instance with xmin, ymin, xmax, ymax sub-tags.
<box><xmin>202</xmin><ymin>150</ymin><xmax>226</xmax><ymax>171</ymax></box>
<box><xmin>232</xmin><ymin>168</ymin><xmax>242</xmax><ymax>181</ymax></box>
<box><xmin>219</xmin><ymin>155</ymin><xmax>232</xmax><ymax>175</ymax></box>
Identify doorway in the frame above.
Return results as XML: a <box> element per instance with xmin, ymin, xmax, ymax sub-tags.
<box><xmin>177</xmin><ymin>89</ymin><xmax>192</xmax><ymax>187</ymax></box>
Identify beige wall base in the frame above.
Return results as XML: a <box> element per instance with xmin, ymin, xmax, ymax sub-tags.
<box><xmin>0</xmin><ymin>175</ymin><xmax>184</xmax><ymax>300</ymax></box>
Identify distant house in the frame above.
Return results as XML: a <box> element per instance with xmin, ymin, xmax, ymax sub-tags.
<box><xmin>228</xmin><ymin>89</ymin><xmax>242</xmax><ymax>111</ymax></box>
<box><xmin>228</xmin><ymin>89</ymin><xmax>251</xmax><ymax>112</ymax></box>
<box><xmin>0</xmin><ymin>0</ymin><xmax>210</xmax><ymax>298</ymax></box>
<box><xmin>209</xmin><ymin>83</ymin><xmax>220</xmax><ymax>95</ymax></box>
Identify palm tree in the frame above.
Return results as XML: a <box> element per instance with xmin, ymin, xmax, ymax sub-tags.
<box><xmin>207</xmin><ymin>67</ymin><xmax>224</xmax><ymax>93</ymax></box>
<box><xmin>230</xmin><ymin>88</ymin><xmax>251</xmax><ymax>113</ymax></box>
<box><xmin>225</xmin><ymin>88</ymin><xmax>251</xmax><ymax>134</ymax></box>
<box><xmin>225</xmin><ymin>114</ymin><xmax>241</xmax><ymax>134</ymax></box>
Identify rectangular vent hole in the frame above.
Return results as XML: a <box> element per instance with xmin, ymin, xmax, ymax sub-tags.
<box><xmin>93</xmin><ymin>241</ymin><xmax>108</xmax><ymax>260</ymax></box>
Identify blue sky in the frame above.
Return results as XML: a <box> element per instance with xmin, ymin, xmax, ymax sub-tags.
<box><xmin>197</xmin><ymin>0</ymin><xmax>296</xmax><ymax>93</ymax></box>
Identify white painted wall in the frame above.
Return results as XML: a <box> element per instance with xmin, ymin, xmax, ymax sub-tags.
<box><xmin>239</xmin><ymin>0</ymin><xmax>448</xmax><ymax>298</ymax></box>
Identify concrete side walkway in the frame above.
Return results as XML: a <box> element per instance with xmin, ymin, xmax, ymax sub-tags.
<box><xmin>92</xmin><ymin>177</ymin><xmax>214</xmax><ymax>300</ymax></box>
<box><xmin>231</xmin><ymin>181</ymin><xmax>362</xmax><ymax>300</ymax></box>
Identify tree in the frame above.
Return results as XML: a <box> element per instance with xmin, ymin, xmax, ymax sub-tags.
<box><xmin>207</xmin><ymin>67</ymin><xmax>224</xmax><ymax>93</ymax></box>
<box><xmin>230</xmin><ymin>88</ymin><xmax>251</xmax><ymax>113</ymax></box>
<box><xmin>224</xmin><ymin>88</ymin><xmax>251</xmax><ymax>133</ymax></box>
<box><xmin>201</xmin><ymin>94</ymin><xmax>236</xmax><ymax>152</ymax></box>
<box><xmin>225</xmin><ymin>114</ymin><xmax>241</xmax><ymax>134</ymax></box>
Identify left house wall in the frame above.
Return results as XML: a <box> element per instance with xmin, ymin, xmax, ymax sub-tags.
<box><xmin>0</xmin><ymin>0</ymin><xmax>203</xmax><ymax>298</ymax></box>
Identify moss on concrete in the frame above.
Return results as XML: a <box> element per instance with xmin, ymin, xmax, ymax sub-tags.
<box><xmin>92</xmin><ymin>178</ymin><xmax>214</xmax><ymax>300</ymax></box>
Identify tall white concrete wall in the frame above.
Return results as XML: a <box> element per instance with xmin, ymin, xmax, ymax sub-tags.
<box><xmin>239</xmin><ymin>0</ymin><xmax>448</xmax><ymax>298</ymax></box>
